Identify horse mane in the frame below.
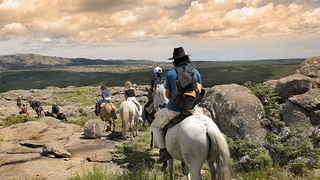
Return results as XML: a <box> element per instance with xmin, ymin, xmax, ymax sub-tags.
<box><xmin>153</xmin><ymin>84</ymin><xmax>168</xmax><ymax>111</ymax></box>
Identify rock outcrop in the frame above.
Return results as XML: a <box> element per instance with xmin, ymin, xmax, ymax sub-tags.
<box><xmin>0</xmin><ymin>86</ymin><xmax>150</xmax><ymax>180</ymax></box>
<box><xmin>83</xmin><ymin>119</ymin><xmax>108</xmax><ymax>138</ymax></box>
<box><xmin>204</xmin><ymin>84</ymin><xmax>266</xmax><ymax>142</ymax></box>
<box><xmin>275</xmin><ymin>56</ymin><xmax>320</xmax><ymax>134</ymax></box>
<box><xmin>296</xmin><ymin>56</ymin><xmax>320</xmax><ymax>78</ymax></box>
<box><xmin>276</xmin><ymin>74</ymin><xmax>312</xmax><ymax>100</ymax></box>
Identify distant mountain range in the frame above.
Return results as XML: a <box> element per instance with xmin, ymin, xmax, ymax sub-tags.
<box><xmin>0</xmin><ymin>54</ymin><xmax>158</xmax><ymax>70</ymax></box>
<box><xmin>0</xmin><ymin>53</ymin><xmax>307</xmax><ymax>71</ymax></box>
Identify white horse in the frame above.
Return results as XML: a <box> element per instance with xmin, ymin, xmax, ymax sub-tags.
<box><xmin>119</xmin><ymin>100</ymin><xmax>139</xmax><ymax>140</ymax></box>
<box><xmin>144</xmin><ymin>83</ymin><xmax>168</xmax><ymax>124</ymax></box>
<box><xmin>152</xmin><ymin>83</ymin><xmax>168</xmax><ymax>111</ymax></box>
<box><xmin>165</xmin><ymin>112</ymin><xmax>231</xmax><ymax>180</ymax></box>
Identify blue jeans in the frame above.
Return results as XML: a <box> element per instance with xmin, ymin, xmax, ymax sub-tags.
<box><xmin>96</xmin><ymin>99</ymin><xmax>106</xmax><ymax>113</ymax></box>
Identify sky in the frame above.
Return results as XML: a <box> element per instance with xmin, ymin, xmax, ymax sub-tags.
<box><xmin>0</xmin><ymin>0</ymin><xmax>319</xmax><ymax>61</ymax></box>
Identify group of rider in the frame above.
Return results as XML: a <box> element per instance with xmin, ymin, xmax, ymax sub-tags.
<box><xmin>94</xmin><ymin>47</ymin><xmax>203</xmax><ymax>164</ymax></box>
<box><xmin>17</xmin><ymin>96</ymin><xmax>60</xmax><ymax>117</ymax></box>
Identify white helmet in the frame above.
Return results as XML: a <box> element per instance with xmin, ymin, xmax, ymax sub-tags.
<box><xmin>154</xmin><ymin>67</ymin><xmax>162</xmax><ymax>74</ymax></box>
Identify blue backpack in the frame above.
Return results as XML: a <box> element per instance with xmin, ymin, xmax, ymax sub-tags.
<box><xmin>35</xmin><ymin>101</ymin><xmax>41</xmax><ymax>107</ymax></box>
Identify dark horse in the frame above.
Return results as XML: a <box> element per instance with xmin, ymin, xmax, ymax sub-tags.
<box><xmin>16</xmin><ymin>97</ymin><xmax>22</xmax><ymax>108</ymax></box>
<box><xmin>30</xmin><ymin>101</ymin><xmax>43</xmax><ymax>118</ymax></box>
<box><xmin>45</xmin><ymin>111</ymin><xmax>67</xmax><ymax>121</ymax></box>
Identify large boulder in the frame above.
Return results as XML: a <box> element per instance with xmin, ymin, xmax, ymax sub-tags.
<box><xmin>281</xmin><ymin>89</ymin><xmax>320</xmax><ymax>132</ymax></box>
<box><xmin>276</xmin><ymin>74</ymin><xmax>312</xmax><ymax>99</ymax></box>
<box><xmin>296</xmin><ymin>56</ymin><xmax>320</xmax><ymax>78</ymax></box>
<box><xmin>0</xmin><ymin>121</ymin><xmax>48</xmax><ymax>141</ymax></box>
<box><xmin>204</xmin><ymin>84</ymin><xmax>266</xmax><ymax>141</ymax></box>
<box><xmin>42</xmin><ymin>142</ymin><xmax>71</xmax><ymax>158</ymax></box>
<box><xmin>280</xmin><ymin>101</ymin><xmax>312</xmax><ymax>134</ymax></box>
<box><xmin>83</xmin><ymin>119</ymin><xmax>108</xmax><ymax>138</ymax></box>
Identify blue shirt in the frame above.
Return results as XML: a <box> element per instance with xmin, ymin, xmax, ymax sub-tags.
<box><xmin>165</xmin><ymin>62</ymin><xmax>202</xmax><ymax>112</ymax></box>
<box><xmin>102</xmin><ymin>89</ymin><xmax>111</xmax><ymax>97</ymax></box>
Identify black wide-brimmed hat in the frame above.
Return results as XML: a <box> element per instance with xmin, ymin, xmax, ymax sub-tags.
<box><xmin>168</xmin><ymin>47</ymin><xmax>190</xmax><ymax>60</ymax></box>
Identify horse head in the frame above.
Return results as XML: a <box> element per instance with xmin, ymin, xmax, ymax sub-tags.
<box><xmin>153</xmin><ymin>84</ymin><xmax>168</xmax><ymax>111</ymax></box>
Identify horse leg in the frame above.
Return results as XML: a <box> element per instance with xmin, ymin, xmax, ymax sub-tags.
<box><xmin>168</xmin><ymin>158</ymin><xmax>174</xmax><ymax>180</ymax></box>
<box><xmin>189</xmin><ymin>168</ymin><xmax>202</xmax><ymax>180</ymax></box>
<box><xmin>208</xmin><ymin>161</ymin><xmax>217</xmax><ymax>180</ymax></box>
<box><xmin>135</xmin><ymin>117</ymin><xmax>139</xmax><ymax>137</ymax></box>
<box><xmin>150</xmin><ymin>131</ymin><xmax>153</xmax><ymax>148</ymax></box>
<box><xmin>112</xmin><ymin>117</ymin><xmax>115</xmax><ymax>132</ymax></box>
<box><xmin>182</xmin><ymin>156</ymin><xmax>203</xmax><ymax>180</ymax></box>
<box><xmin>182</xmin><ymin>162</ymin><xmax>190</xmax><ymax>176</ymax></box>
<box><xmin>129</xmin><ymin>122</ymin><xmax>134</xmax><ymax>140</ymax></box>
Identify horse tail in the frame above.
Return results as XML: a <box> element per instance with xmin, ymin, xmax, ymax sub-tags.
<box><xmin>120</xmin><ymin>104</ymin><xmax>129</xmax><ymax>140</ymax></box>
<box><xmin>111</xmin><ymin>103</ymin><xmax>117</xmax><ymax>119</ymax></box>
<box><xmin>207</xmin><ymin>127</ymin><xmax>231</xmax><ymax>180</ymax></box>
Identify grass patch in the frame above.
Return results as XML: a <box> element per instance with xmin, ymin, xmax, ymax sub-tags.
<box><xmin>2</xmin><ymin>115</ymin><xmax>35</xmax><ymax>127</ymax></box>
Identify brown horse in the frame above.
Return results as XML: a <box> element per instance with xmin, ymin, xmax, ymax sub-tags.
<box><xmin>34</xmin><ymin>106</ymin><xmax>43</xmax><ymax>117</ymax></box>
<box><xmin>99</xmin><ymin>102</ymin><xmax>117</xmax><ymax>131</ymax></box>
<box><xmin>30</xmin><ymin>101</ymin><xmax>43</xmax><ymax>118</ymax></box>
<box><xmin>17</xmin><ymin>97</ymin><xmax>22</xmax><ymax>108</ymax></box>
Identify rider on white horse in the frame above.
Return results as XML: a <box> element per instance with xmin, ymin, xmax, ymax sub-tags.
<box><xmin>151</xmin><ymin>47</ymin><xmax>203</xmax><ymax>164</ymax></box>
<box><xmin>124</xmin><ymin>81</ymin><xmax>143</xmax><ymax>122</ymax></box>
<box><xmin>146</xmin><ymin>66</ymin><xmax>165</xmax><ymax>114</ymax></box>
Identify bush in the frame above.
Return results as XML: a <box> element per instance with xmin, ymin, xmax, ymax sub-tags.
<box><xmin>244</xmin><ymin>81</ymin><xmax>285</xmax><ymax>130</ymax></box>
<box><xmin>230</xmin><ymin>139</ymin><xmax>273</xmax><ymax>172</ymax></box>
<box><xmin>3</xmin><ymin>115</ymin><xmax>34</xmax><ymax>127</ymax></box>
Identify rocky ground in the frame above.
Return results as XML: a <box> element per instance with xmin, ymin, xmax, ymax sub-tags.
<box><xmin>0</xmin><ymin>85</ymin><xmax>150</xmax><ymax>180</ymax></box>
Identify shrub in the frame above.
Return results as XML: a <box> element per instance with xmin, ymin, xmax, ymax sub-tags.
<box><xmin>231</xmin><ymin>139</ymin><xmax>273</xmax><ymax>172</ymax></box>
<box><xmin>3</xmin><ymin>115</ymin><xmax>34</xmax><ymax>127</ymax></box>
<box><xmin>244</xmin><ymin>81</ymin><xmax>285</xmax><ymax>130</ymax></box>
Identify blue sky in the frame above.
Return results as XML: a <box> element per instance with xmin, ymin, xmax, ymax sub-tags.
<box><xmin>0</xmin><ymin>0</ymin><xmax>319</xmax><ymax>61</ymax></box>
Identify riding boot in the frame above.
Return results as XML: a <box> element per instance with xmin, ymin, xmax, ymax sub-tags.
<box><xmin>157</xmin><ymin>148</ymin><xmax>171</xmax><ymax>164</ymax></box>
<box><xmin>94</xmin><ymin>108</ymin><xmax>99</xmax><ymax>116</ymax></box>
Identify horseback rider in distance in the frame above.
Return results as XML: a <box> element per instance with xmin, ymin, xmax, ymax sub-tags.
<box><xmin>145</xmin><ymin>67</ymin><xmax>165</xmax><ymax>115</ymax></box>
<box><xmin>150</xmin><ymin>66</ymin><xmax>165</xmax><ymax>92</ymax></box>
<box><xmin>151</xmin><ymin>47</ymin><xmax>203</xmax><ymax>163</ymax></box>
<box><xmin>95</xmin><ymin>84</ymin><xmax>111</xmax><ymax>116</ymax></box>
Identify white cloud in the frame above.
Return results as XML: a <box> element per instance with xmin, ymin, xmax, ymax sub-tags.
<box><xmin>40</xmin><ymin>37</ymin><xmax>53</xmax><ymax>43</ymax></box>
<box><xmin>0</xmin><ymin>0</ymin><xmax>319</xmax><ymax>60</ymax></box>
<box><xmin>2</xmin><ymin>22</ymin><xmax>27</xmax><ymax>33</ymax></box>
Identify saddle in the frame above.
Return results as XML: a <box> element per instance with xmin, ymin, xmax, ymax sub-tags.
<box><xmin>163</xmin><ymin>111</ymin><xmax>193</xmax><ymax>135</ymax></box>
<box><xmin>100</xmin><ymin>100</ymin><xmax>112</xmax><ymax>108</ymax></box>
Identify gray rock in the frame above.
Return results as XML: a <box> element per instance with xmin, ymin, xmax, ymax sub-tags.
<box><xmin>83</xmin><ymin>119</ymin><xmax>108</xmax><ymax>138</ymax></box>
<box><xmin>276</xmin><ymin>74</ymin><xmax>312</xmax><ymax>99</ymax></box>
<box><xmin>280</xmin><ymin>101</ymin><xmax>312</xmax><ymax>135</ymax></box>
<box><xmin>296</xmin><ymin>56</ymin><xmax>320</xmax><ymax>78</ymax></box>
<box><xmin>42</xmin><ymin>142</ymin><xmax>71</xmax><ymax>158</ymax></box>
<box><xmin>280</xmin><ymin>89</ymin><xmax>320</xmax><ymax>132</ymax></box>
<box><xmin>204</xmin><ymin>84</ymin><xmax>266</xmax><ymax>142</ymax></box>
